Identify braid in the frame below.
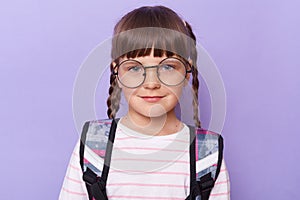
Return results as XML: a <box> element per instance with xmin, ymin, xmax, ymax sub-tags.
<box><xmin>106</xmin><ymin>62</ymin><xmax>121</xmax><ymax>119</ymax></box>
<box><xmin>191</xmin><ymin>62</ymin><xmax>201</xmax><ymax>128</ymax></box>
<box><xmin>184</xmin><ymin>21</ymin><xmax>201</xmax><ymax>128</ymax></box>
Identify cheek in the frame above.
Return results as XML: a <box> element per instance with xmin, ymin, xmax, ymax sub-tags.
<box><xmin>167</xmin><ymin>86</ymin><xmax>184</xmax><ymax>102</ymax></box>
<box><xmin>122</xmin><ymin>88</ymin><xmax>138</xmax><ymax>103</ymax></box>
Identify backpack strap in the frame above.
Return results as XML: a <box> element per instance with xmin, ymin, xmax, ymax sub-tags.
<box><xmin>186</xmin><ymin>126</ymin><xmax>224</xmax><ymax>200</ymax></box>
<box><xmin>188</xmin><ymin>126</ymin><xmax>197</xmax><ymax>200</ymax></box>
<box><xmin>79</xmin><ymin>121</ymin><xmax>94</xmax><ymax>200</ymax></box>
<box><xmin>79</xmin><ymin>118</ymin><xmax>119</xmax><ymax>200</ymax></box>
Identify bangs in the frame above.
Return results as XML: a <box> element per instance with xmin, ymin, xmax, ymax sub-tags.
<box><xmin>124</xmin><ymin>48</ymin><xmax>175</xmax><ymax>59</ymax></box>
<box><xmin>111</xmin><ymin>27</ymin><xmax>193</xmax><ymax>62</ymax></box>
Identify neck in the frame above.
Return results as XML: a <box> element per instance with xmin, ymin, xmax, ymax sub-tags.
<box><xmin>121</xmin><ymin>109</ymin><xmax>183</xmax><ymax>136</ymax></box>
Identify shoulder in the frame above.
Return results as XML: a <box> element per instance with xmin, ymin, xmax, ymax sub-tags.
<box><xmin>81</xmin><ymin>118</ymin><xmax>115</xmax><ymax>137</ymax></box>
<box><xmin>84</xmin><ymin>118</ymin><xmax>114</xmax><ymax>128</ymax></box>
<box><xmin>193</xmin><ymin>127</ymin><xmax>223</xmax><ymax>157</ymax></box>
<box><xmin>187</xmin><ymin>126</ymin><xmax>222</xmax><ymax>147</ymax></box>
<box><xmin>80</xmin><ymin>118</ymin><xmax>115</xmax><ymax>150</ymax></box>
<box><xmin>193</xmin><ymin>127</ymin><xmax>223</xmax><ymax>147</ymax></box>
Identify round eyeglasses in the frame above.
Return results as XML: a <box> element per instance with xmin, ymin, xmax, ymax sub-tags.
<box><xmin>113</xmin><ymin>57</ymin><xmax>192</xmax><ymax>88</ymax></box>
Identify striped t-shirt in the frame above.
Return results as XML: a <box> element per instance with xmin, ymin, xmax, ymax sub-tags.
<box><xmin>59</xmin><ymin>121</ymin><xmax>230</xmax><ymax>200</ymax></box>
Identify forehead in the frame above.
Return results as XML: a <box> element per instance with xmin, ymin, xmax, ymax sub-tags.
<box><xmin>121</xmin><ymin>56</ymin><xmax>168</xmax><ymax>66</ymax></box>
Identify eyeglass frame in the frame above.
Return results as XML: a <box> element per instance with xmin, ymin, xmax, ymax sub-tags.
<box><xmin>113</xmin><ymin>57</ymin><xmax>193</xmax><ymax>88</ymax></box>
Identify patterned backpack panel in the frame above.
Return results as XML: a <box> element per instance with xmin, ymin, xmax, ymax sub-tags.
<box><xmin>83</xmin><ymin>119</ymin><xmax>113</xmax><ymax>176</ymax></box>
<box><xmin>195</xmin><ymin>128</ymin><xmax>220</xmax><ymax>181</ymax></box>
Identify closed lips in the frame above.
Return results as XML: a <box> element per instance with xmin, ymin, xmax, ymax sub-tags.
<box><xmin>140</xmin><ymin>96</ymin><xmax>165</xmax><ymax>102</ymax></box>
<box><xmin>141</xmin><ymin>96</ymin><xmax>164</xmax><ymax>98</ymax></box>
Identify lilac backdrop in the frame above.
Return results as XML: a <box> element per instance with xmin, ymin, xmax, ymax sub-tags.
<box><xmin>1</xmin><ymin>0</ymin><xmax>299</xmax><ymax>199</ymax></box>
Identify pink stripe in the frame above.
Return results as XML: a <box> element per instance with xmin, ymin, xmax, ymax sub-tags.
<box><xmin>107</xmin><ymin>195</ymin><xmax>184</xmax><ymax>200</ymax></box>
<box><xmin>107</xmin><ymin>182</ymin><xmax>188</xmax><ymax>188</ymax></box>
<box><xmin>72</xmin><ymin>151</ymin><xmax>79</xmax><ymax>157</ymax></box>
<box><xmin>196</xmin><ymin>129</ymin><xmax>219</xmax><ymax>135</ymax></box>
<box><xmin>116</xmin><ymin>146</ymin><xmax>188</xmax><ymax>153</ymax></box>
<box><xmin>115</xmin><ymin>136</ymin><xmax>132</xmax><ymax>141</ymax></box>
<box><xmin>110</xmin><ymin>169</ymin><xmax>190</xmax><ymax>176</ymax></box>
<box><xmin>112</xmin><ymin>158</ymin><xmax>189</xmax><ymax>164</ymax></box>
<box><xmin>210</xmin><ymin>191</ymin><xmax>230</xmax><ymax>197</ymax></box>
<box><xmin>92</xmin><ymin>149</ymin><xmax>106</xmax><ymax>157</ymax></box>
<box><xmin>115</xmin><ymin>136</ymin><xmax>189</xmax><ymax>144</ymax></box>
<box><xmin>69</xmin><ymin>164</ymin><xmax>81</xmax><ymax>171</ymax></box>
<box><xmin>164</xmin><ymin>138</ymin><xmax>189</xmax><ymax>143</ymax></box>
<box><xmin>62</xmin><ymin>187</ymin><xmax>86</xmax><ymax>196</ymax></box>
<box><xmin>65</xmin><ymin>176</ymin><xmax>82</xmax><ymax>184</ymax></box>
<box><xmin>218</xmin><ymin>169</ymin><xmax>227</xmax><ymax>174</ymax></box>
<box><xmin>215</xmin><ymin>179</ymin><xmax>229</xmax><ymax>185</ymax></box>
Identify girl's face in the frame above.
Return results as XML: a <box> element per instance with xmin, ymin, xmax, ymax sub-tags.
<box><xmin>115</xmin><ymin>51</ymin><xmax>191</xmax><ymax>120</ymax></box>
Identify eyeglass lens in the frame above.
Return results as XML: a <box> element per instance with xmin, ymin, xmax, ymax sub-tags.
<box><xmin>117</xmin><ymin>58</ymin><xmax>187</xmax><ymax>88</ymax></box>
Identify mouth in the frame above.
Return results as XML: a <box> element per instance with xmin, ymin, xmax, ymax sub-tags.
<box><xmin>140</xmin><ymin>96</ymin><xmax>165</xmax><ymax>103</ymax></box>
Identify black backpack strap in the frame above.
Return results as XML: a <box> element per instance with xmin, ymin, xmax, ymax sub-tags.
<box><xmin>100</xmin><ymin>118</ymin><xmax>119</xmax><ymax>184</ymax></box>
<box><xmin>79</xmin><ymin>118</ymin><xmax>119</xmax><ymax>200</ymax></box>
<box><xmin>190</xmin><ymin>126</ymin><xmax>197</xmax><ymax>200</ymax></box>
<box><xmin>216</xmin><ymin>135</ymin><xmax>224</xmax><ymax>181</ymax></box>
<box><xmin>79</xmin><ymin>121</ymin><xmax>94</xmax><ymax>200</ymax></box>
<box><xmin>198</xmin><ymin>172</ymin><xmax>215</xmax><ymax>199</ymax></box>
<box><xmin>185</xmin><ymin>125</ymin><xmax>197</xmax><ymax>200</ymax></box>
<box><xmin>83</xmin><ymin>167</ymin><xmax>107</xmax><ymax>200</ymax></box>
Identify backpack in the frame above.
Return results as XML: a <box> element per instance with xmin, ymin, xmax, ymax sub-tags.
<box><xmin>79</xmin><ymin>118</ymin><xmax>224</xmax><ymax>200</ymax></box>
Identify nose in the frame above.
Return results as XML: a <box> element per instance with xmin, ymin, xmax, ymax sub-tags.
<box><xmin>143</xmin><ymin>67</ymin><xmax>161</xmax><ymax>89</ymax></box>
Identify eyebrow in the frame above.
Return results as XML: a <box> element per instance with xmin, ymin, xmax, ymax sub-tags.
<box><xmin>126</xmin><ymin>56</ymin><xmax>181</xmax><ymax>64</ymax></box>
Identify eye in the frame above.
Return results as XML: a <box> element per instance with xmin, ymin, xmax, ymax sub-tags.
<box><xmin>160</xmin><ymin>64</ymin><xmax>175</xmax><ymax>71</ymax></box>
<box><xmin>128</xmin><ymin>65</ymin><xmax>143</xmax><ymax>72</ymax></box>
<box><xmin>120</xmin><ymin>60</ymin><xmax>143</xmax><ymax>73</ymax></box>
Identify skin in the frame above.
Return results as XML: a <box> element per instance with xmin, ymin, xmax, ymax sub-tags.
<box><xmin>115</xmin><ymin>50</ymin><xmax>191</xmax><ymax>136</ymax></box>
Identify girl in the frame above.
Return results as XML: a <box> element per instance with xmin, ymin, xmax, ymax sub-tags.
<box><xmin>60</xmin><ymin>5</ymin><xmax>230</xmax><ymax>200</ymax></box>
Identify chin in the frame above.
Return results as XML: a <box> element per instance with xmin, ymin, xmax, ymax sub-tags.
<box><xmin>144</xmin><ymin>112</ymin><xmax>166</xmax><ymax>118</ymax></box>
<box><xmin>141</xmin><ymin>104</ymin><xmax>173</xmax><ymax>118</ymax></box>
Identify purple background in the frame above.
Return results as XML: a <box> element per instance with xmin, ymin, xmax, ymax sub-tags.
<box><xmin>1</xmin><ymin>0</ymin><xmax>299</xmax><ymax>199</ymax></box>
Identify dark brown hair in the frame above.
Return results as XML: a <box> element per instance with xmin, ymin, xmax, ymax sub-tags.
<box><xmin>106</xmin><ymin>5</ymin><xmax>201</xmax><ymax>128</ymax></box>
